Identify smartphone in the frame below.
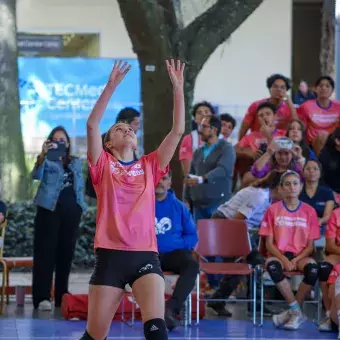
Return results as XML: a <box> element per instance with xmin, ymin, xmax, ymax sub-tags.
<box><xmin>259</xmin><ymin>143</ymin><xmax>267</xmax><ymax>153</ymax></box>
<box><xmin>46</xmin><ymin>141</ymin><xmax>67</xmax><ymax>161</ymax></box>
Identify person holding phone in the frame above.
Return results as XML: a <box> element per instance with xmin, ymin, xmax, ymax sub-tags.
<box><xmin>31</xmin><ymin>126</ymin><xmax>86</xmax><ymax>311</ymax></box>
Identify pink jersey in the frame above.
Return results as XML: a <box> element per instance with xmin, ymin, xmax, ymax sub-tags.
<box><xmin>243</xmin><ymin>98</ymin><xmax>292</xmax><ymax>132</ymax></box>
<box><xmin>328</xmin><ymin>263</ymin><xmax>340</xmax><ymax>284</ymax></box>
<box><xmin>238</xmin><ymin>129</ymin><xmax>286</xmax><ymax>152</ymax></box>
<box><xmin>88</xmin><ymin>149</ymin><xmax>168</xmax><ymax>252</ymax></box>
<box><xmin>259</xmin><ymin>201</ymin><xmax>320</xmax><ymax>256</ymax></box>
<box><xmin>297</xmin><ymin>99</ymin><xmax>340</xmax><ymax>144</ymax></box>
<box><xmin>178</xmin><ymin>131</ymin><xmax>204</xmax><ymax>161</ymax></box>
<box><xmin>325</xmin><ymin>208</ymin><xmax>340</xmax><ymax>247</ymax></box>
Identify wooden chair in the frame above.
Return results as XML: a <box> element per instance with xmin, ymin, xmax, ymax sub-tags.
<box><xmin>195</xmin><ymin>219</ymin><xmax>258</xmax><ymax>325</ymax></box>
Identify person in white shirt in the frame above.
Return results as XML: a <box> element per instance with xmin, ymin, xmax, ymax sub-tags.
<box><xmin>207</xmin><ymin>171</ymin><xmax>282</xmax><ymax>317</ymax></box>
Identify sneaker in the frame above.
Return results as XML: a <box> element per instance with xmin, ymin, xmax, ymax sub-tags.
<box><xmin>272</xmin><ymin>309</ymin><xmax>291</xmax><ymax>327</ymax></box>
<box><xmin>319</xmin><ymin>316</ymin><xmax>332</xmax><ymax>332</ymax></box>
<box><xmin>164</xmin><ymin>308</ymin><xmax>180</xmax><ymax>331</ymax></box>
<box><xmin>37</xmin><ymin>300</ymin><xmax>52</xmax><ymax>311</ymax></box>
<box><xmin>207</xmin><ymin>302</ymin><xmax>232</xmax><ymax>317</ymax></box>
<box><xmin>283</xmin><ymin>310</ymin><xmax>306</xmax><ymax>330</ymax></box>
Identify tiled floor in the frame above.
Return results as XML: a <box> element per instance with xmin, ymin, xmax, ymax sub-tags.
<box><xmin>0</xmin><ymin>272</ymin><xmax>338</xmax><ymax>339</ymax></box>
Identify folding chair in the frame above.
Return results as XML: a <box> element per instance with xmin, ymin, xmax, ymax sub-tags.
<box><xmin>195</xmin><ymin>219</ymin><xmax>258</xmax><ymax>325</ymax></box>
<box><xmin>258</xmin><ymin>237</ymin><xmax>321</xmax><ymax>326</ymax></box>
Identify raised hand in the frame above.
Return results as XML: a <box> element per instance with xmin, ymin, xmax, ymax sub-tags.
<box><xmin>166</xmin><ymin>59</ymin><xmax>185</xmax><ymax>90</ymax></box>
<box><xmin>108</xmin><ymin>60</ymin><xmax>131</xmax><ymax>88</ymax></box>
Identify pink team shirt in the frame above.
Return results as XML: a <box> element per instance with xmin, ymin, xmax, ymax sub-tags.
<box><xmin>298</xmin><ymin>99</ymin><xmax>340</xmax><ymax>144</ymax></box>
<box><xmin>242</xmin><ymin>98</ymin><xmax>292</xmax><ymax>132</ymax></box>
<box><xmin>238</xmin><ymin>129</ymin><xmax>286</xmax><ymax>152</ymax></box>
<box><xmin>325</xmin><ymin>208</ymin><xmax>340</xmax><ymax>247</ymax></box>
<box><xmin>178</xmin><ymin>132</ymin><xmax>204</xmax><ymax>161</ymax></box>
<box><xmin>88</xmin><ymin>149</ymin><xmax>168</xmax><ymax>252</ymax></box>
<box><xmin>259</xmin><ymin>201</ymin><xmax>320</xmax><ymax>256</ymax></box>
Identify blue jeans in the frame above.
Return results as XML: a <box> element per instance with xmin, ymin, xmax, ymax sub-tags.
<box><xmin>193</xmin><ymin>204</ymin><xmax>222</xmax><ymax>289</ymax></box>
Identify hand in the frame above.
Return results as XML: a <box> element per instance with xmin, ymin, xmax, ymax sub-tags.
<box><xmin>108</xmin><ymin>60</ymin><xmax>131</xmax><ymax>88</ymax></box>
<box><xmin>251</xmin><ymin>149</ymin><xmax>264</xmax><ymax>160</ymax></box>
<box><xmin>42</xmin><ymin>140</ymin><xmax>54</xmax><ymax>155</ymax></box>
<box><xmin>260</xmin><ymin>124</ymin><xmax>272</xmax><ymax>139</ymax></box>
<box><xmin>184</xmin><ymin>177</ymin><xmax>199</xmax><ymax>187</ymax></box>
<box><xmin>292</xmin><ymin>144</ymin><xmax>303</xmax><ymax>158</ymax></box>
<box><xmin>282</xmin><ymin>257</ymin><xmax>294</xmax><ymax>272</ymax></box>
<box><xmin>166</xmin><ymin>59</ymin><xmax>185</xmax><ymax>90</ymax></box>
<box><xmin>0</xmin><ymin>213</ymin><xmax>4</xmax><ymax>224</ymax></box>
<box><xmin>290</xmin><ymin>258</ymin><xmax>298</xmax><ymax>271</ymax></box>
<box><xmin>267</xmin><ymin>140</ymin><xmax>279</xmax><ymax>155</ymax></box>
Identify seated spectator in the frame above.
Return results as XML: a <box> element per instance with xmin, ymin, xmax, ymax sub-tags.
<box><xmin>179</xmin><ymin>101</ymin><xmax>215</xmax><ymax>175</ymax></box>
<box><xmin>219</xmin><ymin>113</ymin><xmax>236</xmax><ymax>141</ymax></box>
<box><xmin>259</xmin><ymin>170</ymin><xmax>320</xmax><ymax>330</ymax></box>
<box><xmin>286</xmin><ymin>119</ymin><xmax>317</xmax><ymax>161</ymax></box>
<box><xmin>155</xmin><ymin>171</ymin><xmax>199</xmax><ymax>331</ymax></box>
<box><xmin>238</xmin><ymin>74</ymin><xmax>297</xmax><ymax>140</ymax></box>
<box><xmin>242</xmin><ymin>137</ymin><xmax>304</xmax><ymax>187</ymax></box>
<box><xmin>293</xmin><ymin>80</ymin><xmax>316</xmax><ymax>106</ymax></box>
<box><xmin>318</xmin><ymin>208</ymin><xmax>340</xmax><ymax>332</ymax></box>
<box><xmin>207</xmin><ymin>171</ymin><xmax>282</xmax><ymax>317</ymax></box>
<box><xmin>0</xmin><ymin>200</ymin><xmax>6</xmax><ymax>224</ymax></box>
<box><xmin>319</xmin><ymin>128</ymin><xmax>340</xmax><ymax>203</ymax></box>
<box><xmin>236</xmin><ymin>102</ymin><xmax>286</xmax><ymax>166</ymax></box>
<box><xmin>298</xmin><ymin>76</ymin><xmax>340</xmax><ymax>156</ymax></box>
<box><xmin>300</xmin><ymin>159</ymin><xmax>335</xmax><ymax>247</ymax></box>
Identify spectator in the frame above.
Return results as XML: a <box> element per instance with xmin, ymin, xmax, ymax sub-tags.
<box><xmin>31</xmin><ymin>126</ymin><xmax>86</xmax><ymax>311</ymax></box>
<box><xmin>184</xmin><ymin>115</ymin><xmax>235</xmax><ymax>221</ymax></box>
<box><xmin>85</xmin><ymin>107</ymin><xmax>141</xmax><ymax>198</ymax></box>
<box><xmin>298</xmin><ymin>76</ymin><xmax>340</xmax><ymax>156</ymax></box>
<box><xmin>0</xmin><ymin>200</ymin><xmax>6</xmax><ymax>224</ymax></box>
<box><xmin>238</xmin><ymin>74</ymin><xmax>297</xmax><ymax>140</ymax></box>
<box><xmin>319</xmin><ymin>128</ymin><xmax>340</xmax><ymax>203</ymax></box>
<box><xmin>179</xmin><ymin>101</ymin><xmax>215</xmax><ymax>175</ymax></box>
<box><xmin>259</xmin><ymin>170</ymin><xmax>320</xmax><ymax>330</ymax></box>
<box><xmin>155</xmin><ymin>170</ymin><xmax>198</xmax><ymax>330</ymax></box>
<box><xmin>293</xmin><ymin>80</ymin><xmax>316</xmax><ymax>106</ymax></box>
<box><xmin>219</xmin><ymin>113</ymin><xmax>236</xmax><ymax>141</ymax></box>
<box><xmin>208</xmin><ymin>171</ymin><xmax>282</xmax><ymax>317</ymax></box>
<box><xmin>318</xmin><ymin>208</ymin><xmax>340</xmax><ymax>332</ymax></box>
<box><xmin>285</xmin><ymin>119</ymin><xmax>317</xmax><ymax>161</ymax></box>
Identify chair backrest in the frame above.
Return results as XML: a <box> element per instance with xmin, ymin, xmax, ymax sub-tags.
<box><xmin>196</xmin><ymin>219</ymin><xmax>251</xmax><ymax>258</ymax></box>
<box><xmin>0</xmin><ymin>218</ymin><xmax>7</xmax><ymax>258</ymax></box>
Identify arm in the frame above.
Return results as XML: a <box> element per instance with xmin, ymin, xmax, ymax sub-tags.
<box><xmin>253</xmin><ymin>151</ymin><xmax>272</xmax><ymax>172</ymax></box>
<box><xmin>181</xmin><ymin>203</ymin><xmax>198</xmax><ymax>249</ymax></box>
<box><xmin>325</xmin><ymin>238</ymin><xmax>340</xmax><ymax>256</ymax></box>
<box><xmin>319</xmin><ymin>200</ymin><xmax>335</xmax><ymax>226</ymax></box>
<box><xmin>87</xmin><ymin>61</ymin><xmax>131</xmax><ymax>165</ymax></box>
<box><xmin>285</xmin><ymin>95</ymin><xmax>298</xmax><ymax>120</ymax></box>
<box><xmin>238</xmin><ymin>121</ymin><xmax>250</xmax><ymax>141</ymax></box>
<box><xmin>157</xmin><ymin>60</ymin><xmax>185</xmax><ymax>170</ymax></box>
<box><xmin>266</xmin><ymin>236</ymin><xmax>290</xmax><ymax>263</ymax></box>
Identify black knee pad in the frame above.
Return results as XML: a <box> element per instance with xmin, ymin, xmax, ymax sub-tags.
<box><xmin>319</xmin><ymin>262</ymin><xmax>333</xmax><ymax>282</ymax></box>
<box><xmin>144</xmin><ymin>318</ymin><xmax>168</xmax><ymax>340</ymax></box>
<box><xmin>303</xmin><ymin>263</ymin><xmax>319</xmax><ymax>286</ymax></box>
<box><xmin>267</xmin><ymin>260</ymin><xmax>285</xmax><ymax>284</ymax></box>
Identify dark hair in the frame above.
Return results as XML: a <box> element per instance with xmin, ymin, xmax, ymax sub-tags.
<box><xmin>257</xmin><ymin>102</ymin><xmax>277</xmax><ymax>114</ymax></box>
<box><xmin>209</xmin><ymin>115</ymin><xmax>222</xmax><ymax>136</ymax></box>
<box><xmin>266</xmin><ymin>74</ymin><xmax>291</xmax><ymax>91</ymax></box>
<box><xmin>191</xmin><ymin>101</ymin><xmax>216</xmax><ymax>118</ymax></box>
<box><xmin>220</xmin><ymin>113</ymin><xmax>236</xmax><ymax>129</ymax></box>
<box><xmin>47</xmin><ymin>126</ymin><xmax>71</xmax><ymax>161</ymax></box>
<box><xmin>324</xmin><ymin>127</ymin><xmax>340</xmax><ymax>150</ymax></box>
<box><xmin>116</xmin><ymin>107</ymin><xmax>140</xmax><ymax>124</ymax></box>
<box><xmin>252</xmin><ymin>171</ymin><xmax>282</xmax><ymax>189</ymax></box>
<box><xmin>315</xmin><ymin>76</ymin><xmax>335</xmax><ymax>89</ymax></box>
<box><xmin>285</xmin><ymin>119</ymin><xmax>311</xmax><ymax>159</ymax></box>
<box><xmin>303</xmin><ymin>159</ymin><xmax>323</xmax><ymax>172</ymax></box>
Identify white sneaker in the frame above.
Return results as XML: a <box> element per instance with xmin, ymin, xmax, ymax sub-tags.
<box><xmin>272</xmin><ymin>309</ymin><xmax>290</xmax><ymax>327</ymax></box>
<box><xmin>283</xmin><ymin>310</ymin><xmax>306</xmax><ymax>330</ymax></box>
<box><xmin>319</xmin><ymin>316</ymin><xmax>332</xmax><ymax>332</ymax></box>
<box><xmin>37</xmin><ymin>300</ymin><xmax>52</xmax><ymax>311</ymax></box>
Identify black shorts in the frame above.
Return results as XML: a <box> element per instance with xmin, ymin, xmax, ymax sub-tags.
<box><xmin>89</xmin><ymin>248</ymin><xmax>164</xmax><ymax>289</ymax></box>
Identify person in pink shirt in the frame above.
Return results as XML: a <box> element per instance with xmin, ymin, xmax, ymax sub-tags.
<box><xmin>80</xmin><ymin>59</ymin><xmax>185</xmax><ymax>340</ymax></box>
<box><xmin>318</xmin><ymin>208</ymin><xmax>340</xmax><ymax>332</ymax></box>
<box><xmin>238</xmin><ymin>74</ymin><xmax>297</xmax><ymax>140</ymax></box>
<box><xmin>326</xmin><ymin>263</ymin><xmax>340</xmax><ymax>338</ymax></box>
<box><xmin>259</xmin><ymin>170</ymin><xmax>320</xmax><ymax>330</ymax></box>
<box><xmin>298</xmin><ymin>76</ymin><xmax>340</xmax><ymax>156</ymax></box>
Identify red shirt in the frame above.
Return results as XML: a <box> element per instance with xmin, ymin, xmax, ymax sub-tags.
<box><xmin>325</xmin><ymin>208</ymin><xmax>340</xmax><ymax>247</ymax></box>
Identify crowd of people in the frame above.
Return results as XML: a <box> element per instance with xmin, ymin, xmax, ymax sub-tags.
<box><xmin>2</xmin><ymin>63</ymin><xmax>340</xmax><ymax>340</ymax></box>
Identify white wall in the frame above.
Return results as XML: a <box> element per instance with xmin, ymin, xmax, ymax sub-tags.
<box><xmin>17</xmin><ymin>0</ymin><xmax>292</xmax><ymax>108</ymax></box>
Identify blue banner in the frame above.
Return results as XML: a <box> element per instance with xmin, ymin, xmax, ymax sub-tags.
<box><xmin>18</xmin><ymin>57</ymin><xmax>141</xmax><ymax>138</ymax></box>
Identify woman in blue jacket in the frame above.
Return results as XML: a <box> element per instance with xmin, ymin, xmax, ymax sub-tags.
<box><xmin>31</xmin><ymin>126</ymin><xmax>86</xmax><ymax>311</ymax></box>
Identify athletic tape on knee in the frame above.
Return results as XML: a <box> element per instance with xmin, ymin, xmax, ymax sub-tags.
<box><xmin>303</xmin><ymin>263</ymin><xmax>319</xmax><ymax>286</ymax></box>
<box><xmin>267</xmin><ymin>260</ymin><xmax>285</xmax><ymax>284</ymax></box>
<box><xmin>335</xmin><ymin>277</ymin><xmax>340</xmax><ymax>297</ymax></box>
<box><xmin>319</xmin><ymin>262</ymin><xmax>333</xmax><ymax>282</ymax></box>
<box><xmin>144</xmin><ymin>318</ymin><xmax>168</xmax><ymax>340</ymax></box>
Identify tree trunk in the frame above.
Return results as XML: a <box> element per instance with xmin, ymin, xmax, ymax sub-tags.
<box><xmin>320</xmin><ymin>0</ymin><xmax>335</xmax><ymax>77</ymax></box>
<box><xmin>0</xmin><ymin>0</ymin><xmax>29</xmax><ymax>201</ymax></box>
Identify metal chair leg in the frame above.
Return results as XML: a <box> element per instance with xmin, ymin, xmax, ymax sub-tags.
<box><xmin>188</xmin><ymin>293</ymin><xmax>192</xmax><ymax>326</ymax></box>
<box><xmin>0</xmin><ymin>260</ymin><xmax>7</xmax><ymax>315</ymax></box>
<box><xmin>252</xmin><ymin>270</ymin><xmax>257</xmax><ymax>325</ymax></box>
<box><xmin>5</xmin><ymin>267</ymin><xmax>9</xmax><ymax>304</ymax></box>
<box><xmin>260</xmin><ymin>267</ymin><xmax>264</xmax><ymax>327</ymax></box>
<box><xmin>196</xmin><ymin>273</ymin><xmax>200</xmax><ymax>325</ymax></box>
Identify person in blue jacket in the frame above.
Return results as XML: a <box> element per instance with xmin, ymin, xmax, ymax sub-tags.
<box><xmin>155</xmin><ymin>170</ymin><xmax>199</xmax><ymax>331</ymax></box>
<box><xmin>0</xmin><ymin>200</ymin><xmax>7</xmax><ymax>224</ymax></box>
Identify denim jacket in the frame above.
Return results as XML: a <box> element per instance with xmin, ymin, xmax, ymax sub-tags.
<box><xmin>32</xmin><ymin>157</ymin><xmax>86</xmax><ymax>212</ymax></box>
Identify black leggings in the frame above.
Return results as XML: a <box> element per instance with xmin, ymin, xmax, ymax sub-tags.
<box><xmin>32</xmin><ymin>204</ymin><xmax>82</xmax><ymax>308</ymax></box>
<box><xmin>159</xmin><ymin>249</ymin><xmax>199</xmax><ymax>314</ymax></box>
